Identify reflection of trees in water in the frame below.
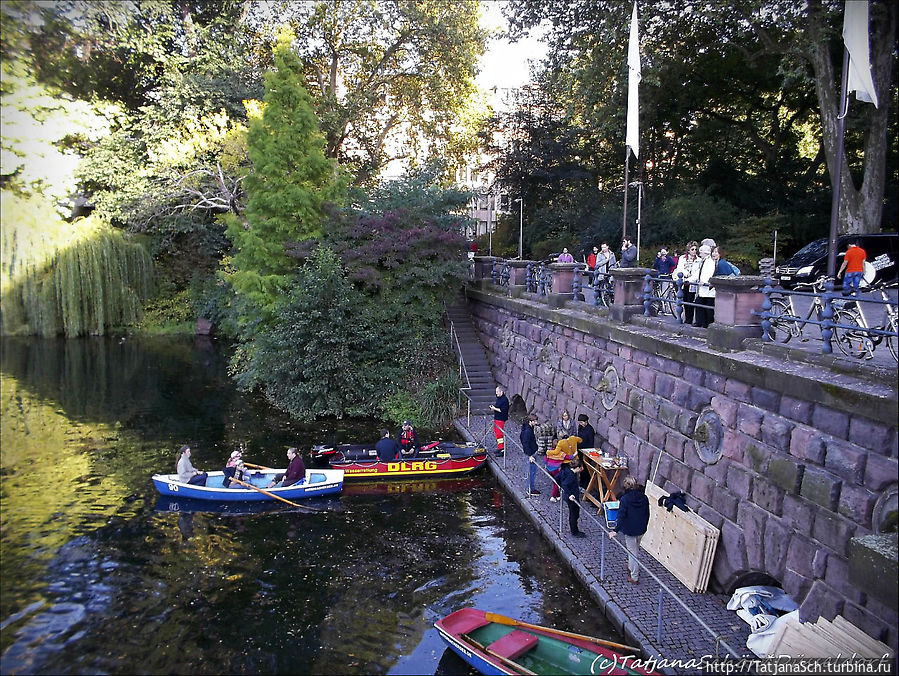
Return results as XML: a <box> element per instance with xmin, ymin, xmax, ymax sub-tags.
<box><xmin>0</xmin><ymin>336</ymin><xmax>231</xmax><ymax>438</ymax></box>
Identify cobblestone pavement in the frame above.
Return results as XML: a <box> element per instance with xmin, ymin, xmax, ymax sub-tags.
<box><xmin>456</xmin><ymin>415</ymin><xmax>753</xmax><ymax>669</ymax></box>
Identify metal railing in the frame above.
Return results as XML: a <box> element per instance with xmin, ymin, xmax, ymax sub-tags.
<box><xmin>457</xmin><ymin>415</ymin><xmax>743</xmax><ymax>660</ymax></box>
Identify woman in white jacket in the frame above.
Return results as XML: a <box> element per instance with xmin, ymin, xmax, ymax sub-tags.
<box><xmin>673</xmin><ymin>241</ymin><xmax>700</xmax><ymax>324</ymax></box>
<box><xmin>689</xmin><ymin>244</ymin><xmax>716</xmax><ymax>328</ymax></box>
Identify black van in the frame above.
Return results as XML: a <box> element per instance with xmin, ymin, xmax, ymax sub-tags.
<box><xmin>775</xmin><ymin>233</ymin><xmax>898</xmax><ymax>289</ymax></box>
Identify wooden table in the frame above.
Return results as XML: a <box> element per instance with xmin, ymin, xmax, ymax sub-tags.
<box><xmin>580</xmin><ymin>449</ymin><xmax>627</xmax><ymax>512</ymax></box>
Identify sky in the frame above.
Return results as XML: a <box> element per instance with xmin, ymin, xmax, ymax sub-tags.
<box><xmin>476</xmin><ymin>1</ymin><xmax>547</xmax><ymax>92</ymax></box>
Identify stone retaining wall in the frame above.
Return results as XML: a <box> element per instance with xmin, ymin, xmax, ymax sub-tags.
<box><xmin>467</xmin><ymin>285</ymin><xmax>899</xmax><ymax>647</ymax></box>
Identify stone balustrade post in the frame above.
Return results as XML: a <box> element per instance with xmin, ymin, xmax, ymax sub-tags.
<box><xmin>507</xmin><ymin>260</ymin><xmax>532</xmax><ymax>298</ymax></box>
<box><xmin>707</xmin><ymin>275</ymin><xmax>766</xmax><ymax>351</ymax></box>
<box><xmin>546</xmin><ymin>262</ymin><xmax>581</xmax><ymax>308</ymax></box>
<box><xmin>472</xmin><ymin>256</ymin><xmax>498</xmax><ymax>285</ymax></box>
<box><xmin>610</xmin><ymin>267</ymin><xmax>654</xmax><ymax>322</ymax></box>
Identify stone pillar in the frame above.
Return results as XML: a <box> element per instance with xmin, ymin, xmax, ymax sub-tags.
<box><xmin>472</xmin><ymin>256</ymin><xmax>498</xmax><ymax>283</ymax></box>
<box><xmin>707</xmin><ymin>275</ymin><xmax>766</xmax><ymax>351</ymax></box>
<box><xmin>508</xmin><ymin>260</ymin><xmax>532</xmax><ymax>298</ymax></box>
<box><xmin>610</xmin><ymin>267</ymin><xmax>653</xmax><ymax>322</ymax></box>
<box><xmin>547</xmin><ymin>262</ymin><xmax>580</xmax><ymax>307</ymax></box>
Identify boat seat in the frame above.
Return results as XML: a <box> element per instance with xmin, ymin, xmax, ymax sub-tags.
<box><xmin>487</xmin><ymin>630</ymin><xmax>538</xmax><ymax>660</ymax></box>
<box><xmin>442</xmin><ymin>611</ymin><xmax>490</xmax><ymax>636</ymax></box>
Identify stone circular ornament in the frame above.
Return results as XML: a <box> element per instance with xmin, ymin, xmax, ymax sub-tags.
<box><xmin>873</xmin><ymin>485</ymin><xmax>898</xmax><ymax>535</ymax></box>
<box><xmin>598</xmin><ymin>365</ymin><xmax>619</xmax><ymax>411</ymax></box>
<box><xmin>693</xmin><ymin>407</ymin><xmax>724</xmax><ymax>464</ymax></box>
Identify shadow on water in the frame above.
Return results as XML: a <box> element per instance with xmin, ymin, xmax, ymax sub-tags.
<box><xmin>1</xmin><ymin>337</ymin><xmax>622</xmax><ymax>674</ymax></box>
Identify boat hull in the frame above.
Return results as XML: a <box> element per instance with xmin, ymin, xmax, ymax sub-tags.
<box><xmin>312</xmin><ymin>442</ymin><xmax>487</xmax><ymax>481</ymax></box>
<box><xmin>435</xmin><ymin>608</ymin><xmax>656</xmax><ymax>676</ymax></box>
<box><xmin>151</xmin><ymin>468</ymin><xmax>343</xmax><ymax>501</ymax></box>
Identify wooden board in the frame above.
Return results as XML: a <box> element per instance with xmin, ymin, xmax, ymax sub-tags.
<box><xmin>766</xmin><ymin>614</ymin><xmax>894</xmax><ymax>658</ymax></box>
<box><xmin>641</xmin><ymin>482</ymin><xmax>720</xmax><ymax>593</ymax></box>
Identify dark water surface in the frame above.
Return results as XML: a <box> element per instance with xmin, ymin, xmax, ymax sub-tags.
<box><xmin>0</xmin><ymin>336</ymin><xmax>620</xmax><ymax>674</ymax></box>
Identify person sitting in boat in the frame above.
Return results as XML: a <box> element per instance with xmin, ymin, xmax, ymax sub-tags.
<box><xmin>397</xmin><ymin>420</ymin><xmax>419</xmax><ymax>458</ymax></box>
<box><xmin>268</xmin><ymin>447</ymin><xmax>306</xmax><ymax>487</ymax></box>
<box><xmin>177</xmin><ymin>445</ymin><xmax>208</xmax><ymax>486</ymax></box>
<box><xmin>222</xmin><ymin>451</ymin><xmax>249</xmax><ymax>488</ymax></box>
<box><xmin>375</xmin><ymin>429</ymin><xmax>400</xmax><ymax>462</ymax></box>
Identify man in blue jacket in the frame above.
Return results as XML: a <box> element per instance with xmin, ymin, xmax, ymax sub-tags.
<box><xmin>375</xmin><ymin>429</ymin><xmax>400</xmax><ymax>462</ymax></box>
<box><xmin>520</xmin><ymin>413</ymin><xmax>539</xmax><ymax>495</ymax></box>
<box><xmin>609</xmin><ymin>475</ymin><xmax>650</xmax><ymax>584</ymax></box>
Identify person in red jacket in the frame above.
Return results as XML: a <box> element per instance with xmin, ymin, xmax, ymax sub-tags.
<box><xmin>837</xmin><ymin>239</ymin><xmax>867</xmax><ymax>297</ymax></box>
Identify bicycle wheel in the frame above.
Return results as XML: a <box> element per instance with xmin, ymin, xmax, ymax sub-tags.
<box><xmin>766</xmin><ymin>299</ymin><xmax>799</xmax><ymax>343</ymax></box>
<box><xmin>832</xmin><ymin>309</ymin><xmax>871</xmax><ymax>359</ymax></box>
<box><xmin>660</xmin><ymin>283</ymin><xmax>677</xmax><ymax>317</ymax></box>
<box><xmin>887</xmin><ymin>316</ymin><xmax>897</xmax><ymax>363</ymax></box>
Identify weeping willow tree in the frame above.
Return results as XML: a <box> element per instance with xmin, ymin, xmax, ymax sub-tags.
<box><xmin>1</xmin><ymin>192</ymin><xmax>154</xmax><ymax>337</ymax></box>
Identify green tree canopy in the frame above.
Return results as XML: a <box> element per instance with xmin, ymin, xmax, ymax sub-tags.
<box><xmin>224</xmin><ymin>28</ymin><xmax>344</xmax><ymax>317</ymax></box>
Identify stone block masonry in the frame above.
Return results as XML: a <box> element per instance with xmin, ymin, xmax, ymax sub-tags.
<box><xmin>466</xmin><ymin>285</ymin><xmax>899</xmax><ymax>648</ymax></box>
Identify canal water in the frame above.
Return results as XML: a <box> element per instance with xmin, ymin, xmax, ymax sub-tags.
<box><xmin>0</xmin><ymin>336</ymin><xmax>620</xmax><ymax>674</ymax></box>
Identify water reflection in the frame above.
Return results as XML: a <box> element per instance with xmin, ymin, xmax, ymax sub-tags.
<box><xmin>1</xmin><ymin>337</ymin><xmax>620</xmax><ymax>674</ymax></box>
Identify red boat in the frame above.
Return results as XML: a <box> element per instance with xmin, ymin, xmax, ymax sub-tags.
<box><xmin>310</xmin><ymin>441</ymin><xmax>487</xmax><ymax>481</ymax></box>
<box><xmin>435</xmin><ymin>608</ymin><xmax>659</xmax><ymax>675</ymax></box>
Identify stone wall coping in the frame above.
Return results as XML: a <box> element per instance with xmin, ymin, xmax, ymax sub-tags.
<box><xmin>507</xmin><ymin>259</ymin><xmax>531</xmax><ymax>269</ymax></box>
<box><xmin>466</xmin><ymin>285</ymin><xmax>898</xmax><ymax>425</ymax></box>
<box><xmin>710</xmin><ymin>275</ymin><xmax>765</xmax><ymax>290</ymax></box>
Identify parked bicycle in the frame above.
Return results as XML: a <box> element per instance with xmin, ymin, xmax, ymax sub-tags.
<box><xmin>647</xmin><ymin>275</ymin><xmax>678</xmax><ymax>317</ymax></box>
<box><xmin>832</xmin><ymin>284</ymin><xmax>898</xmax><ymax>362</ymax></box>
<box><xmin>766</xmin><ymin>278</ymin><xmax>898</xmax><ymax>361</ymax></box>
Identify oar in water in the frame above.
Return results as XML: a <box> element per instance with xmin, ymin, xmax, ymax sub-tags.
<box><xmin>227</xmin><ymin>476</ymin><xmax>324</xmax><ymax>512</ymax></box>
<box><xmin>484</xmin><ymin>612</ymin><xmax>641</xmax><ymax>654</ymax></box>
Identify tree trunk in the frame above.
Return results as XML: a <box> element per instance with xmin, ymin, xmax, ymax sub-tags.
<box><xmin>807</xmin><ymin>0</ymin><xmax>895</xmax><ymax>234</ymax></box>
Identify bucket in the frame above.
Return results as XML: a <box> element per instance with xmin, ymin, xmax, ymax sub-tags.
<box><xmin>603</xmin><ymin>500</ymin><xmax>620</xmax><ymax>529</ymax></box>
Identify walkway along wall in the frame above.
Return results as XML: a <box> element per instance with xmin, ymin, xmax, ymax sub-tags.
<box><xmin>465</xmin><ymin>278</ymin><xmax>899</xmax><ymax>647</ymax></box>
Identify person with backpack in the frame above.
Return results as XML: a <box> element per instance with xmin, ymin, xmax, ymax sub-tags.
<box><xmin>609</xmin><ymin>475</ymin><xmax>650</xmax><ymax>583</ymax></box>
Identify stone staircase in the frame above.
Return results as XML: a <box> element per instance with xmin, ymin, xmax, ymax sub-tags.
<box><xmin>444</xmin><ymin>300</ymin><xmax>496</xmax><ymax>415</ymax></box>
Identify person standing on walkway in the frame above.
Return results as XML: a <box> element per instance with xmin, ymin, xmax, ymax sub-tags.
<box><xmin>555</xmin><ymin>409</ymin><xmax>575</xmax><ymax>440</ymax></box>
<box><xmin>620</xmin><ymin>236</ymin><xmax>637</xmax><ymax>268</ymax></box>
<box><xmin>689</xmin><ymin>244</ymin><xmax>716</xmax><ymax>328</ymax></box>
<box><xmin>547</xmin><ymin>436</ymin><xmax>580</xmax><ymax>503</ymax></box>
<box><xmin>520</xmin><ymin>413</ymin><xmax>540</xmax><ymax>496</ymax></box>
<box><xmin>586</xmin><ymin>246</ymin><xmax>599</xmax><ymax>269</ymax></box>
<box><xmin>489</xmin><ymin>386</ymin><xmax>509</xmax><ymax>456</ymax></box>
<box><xmin>837</xmin><ymin>239</ymin><xmax>867</xmax><ymax>297</ymax></box>
<box><xmin>674</xmin><ymin>241</ymin><xmax>699</xmax><ymax>324</ymax></box>
<box><xmin>609</xmin><ymin>475</ymin><xmax>650</xmax><ymax>583</ymax></box>
<box><xmin>558</xmin><ymin>457</ymin><xmax>586</xmax><ymax>537</ymax></box>
<box><xmin>576</xmin><ymin>414</ymin><xmax>595</xmax><ymax>449</ymax></box>
<box><xmin>557</xmin><ymin>247</ymin><xmax>575</xmax><ymax>263</ymax></box>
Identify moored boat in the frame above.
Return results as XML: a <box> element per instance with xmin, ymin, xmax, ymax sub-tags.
<box><xmin>310</xmin><ymin>441</ymin><xmax>487</xmax><ymax>481</ymax></box>
<box><xmin>435</xmin><ymin>608</ymin><xmax>658</xmax><ymax>675</ymax></box>
<box><xmin>152</xmin><ymin>468</ymin><xmax>343</xmax><ymax>501</ymax></box>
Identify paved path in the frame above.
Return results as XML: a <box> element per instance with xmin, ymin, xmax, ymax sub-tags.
<box><xmin>455</xmin><ymin>415</ymin><xmax>753</xmax><ymax>670</ymax></box>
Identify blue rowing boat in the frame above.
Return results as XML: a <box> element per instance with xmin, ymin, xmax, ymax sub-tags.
<box><xmin>151</xmin><ymin>468</ymin><xmax>343</xmax><ymax>501</ymax></box>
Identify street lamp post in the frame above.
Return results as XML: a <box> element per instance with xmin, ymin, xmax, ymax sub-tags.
<box><xmin>514</xmin><ymin>197</ymin><xmax>523</xmax><ymax>259</ymax></box>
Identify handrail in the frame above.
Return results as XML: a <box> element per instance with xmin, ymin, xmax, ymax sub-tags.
<box><xmin>456</xmin><ymin>414</ymin><xmax>742</xmax><ymax>660</ymax></box>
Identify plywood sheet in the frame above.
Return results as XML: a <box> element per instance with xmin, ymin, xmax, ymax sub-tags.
<box><xmin>642</xmin><ymin>482</ymin><xmax>719</xmax><ymax>592</ymax></box>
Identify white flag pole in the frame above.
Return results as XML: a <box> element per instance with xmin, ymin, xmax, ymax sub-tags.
<box><xmin>622</xmin><ymin>2</ymin><xmax>640</xmax><ymax>242</ymax></box>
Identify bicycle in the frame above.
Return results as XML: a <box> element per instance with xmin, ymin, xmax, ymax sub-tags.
<box><xmin>766</xmin><ymin>278</ymin><xmax>897</xmax><ymax>361</ymax></box>
<box><xmin>830</xmin><ymin>284</ymin><xmax>898</xmax><ymax>362</ymax></box>
<box><xmin>647</xmin><ymin>275</ymin><xmax>678</xmax><ymax>317</ymax></box>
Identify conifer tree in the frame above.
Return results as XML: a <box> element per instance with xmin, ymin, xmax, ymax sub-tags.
<box><xmin>225</xmin><ymin>27</ymin><xmax>342</xmax><ymax>315</ymax></box>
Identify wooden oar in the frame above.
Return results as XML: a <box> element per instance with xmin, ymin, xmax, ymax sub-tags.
<box><xmin>244</xmin><ymin>462</ymin><xmax>273</xmax><ymax>470</ymax></box>
<box><xmin>484</xmin><ymin>612</ymin><xmax>640</xmax><ymax>654</ymax></box>
<box><xmin>458</xmin><ymin>633</ymin><xmax>536</xmax><ymax>676</ymax></box>
<box><xmin>227</xmin><ymin>476</ymin><xmax>305</xmax><ymax>509</ymax></box>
